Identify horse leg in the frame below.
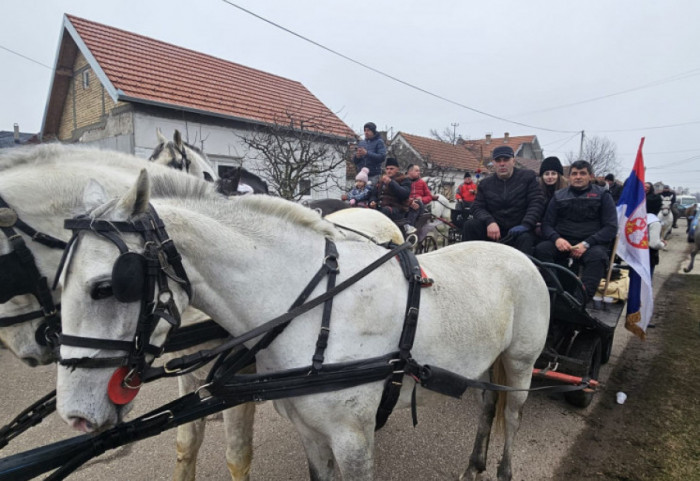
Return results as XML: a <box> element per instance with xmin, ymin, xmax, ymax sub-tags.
<box><xmin>496</xmin><ymin>358</ymin><xmax>536</xmax><ymax>481</ymax></box>
<box><xmin>223</xmin><ymin>402</ymin><xmax>255</xmax><ymax>481</ymax></box>
<box><xmin>173</xmin><ymin>373</ymin><xmax>207</xmax><ymax>481</ymax></box>
<box><xmin>684</xmin><ymin>245</ymin><xmax>698</xmax><ymax>273</ymax></box>
<box><xmin>460</xmin><ymin>387</ymin><xmax>498</xmax><ymax>481</ymax></box>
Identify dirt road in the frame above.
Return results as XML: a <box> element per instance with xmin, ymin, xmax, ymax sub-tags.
<box><xmin>0</xmin><ymin>228</ymin><xmax>692</xmax><ymax>480</ymax></box>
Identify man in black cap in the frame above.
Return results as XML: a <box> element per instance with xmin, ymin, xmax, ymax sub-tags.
<box><xmin>369</xmin><ymin>157</ymin><xmax>412</xmax><ymax>231</ymax></box>
<box><xmin>352</xmin><ymin>122</ymin><xmax>386</xmax><ymax>186</ymax></box>
<box><xmin>462</xmin><ymin>145</ymin><xmax>544</xmax><ymax>255</ymax></box>
<box><xmin>604</xmin><ymin>173</ymin><xmax>623</xmax><ymax>203</ymax></box>
<box><xmin>535</xmin><ymin>160</ymin><xmax>618</xmax><ymax>304</ymax></box>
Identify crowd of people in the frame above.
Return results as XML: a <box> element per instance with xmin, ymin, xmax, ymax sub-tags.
<box><xmin>345</xmin><ymin>120</ymin><xmax>673</xmax><ymax>304</ymax></box>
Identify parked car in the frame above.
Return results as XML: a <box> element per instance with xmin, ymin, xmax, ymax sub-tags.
<box><xmin>675</xmin><ymin>195</ymin><xmax>697</xmax><ymax>218</ymax></box>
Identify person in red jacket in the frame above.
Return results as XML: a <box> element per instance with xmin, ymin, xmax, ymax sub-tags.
<box><xmin>455</xmin><ymin>172</ymin><xmax>477</xmax><ymax>204</ymax></box>
<box><xmin>405</xmin><ymin>164</ymin><xmax>435</xmax><ymax>229</ymax></box>
<box><xmin>453</xmin><ymin>172</ymin><xmax>477</xmax><ymax>228</ymax></box>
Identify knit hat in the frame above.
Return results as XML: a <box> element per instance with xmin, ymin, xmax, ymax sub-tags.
<box><xmin>355</xmin><ymin>167</ymin><xmax>369</xmax><ymax>183</ymax></box>
<box><xmin>540</xmin><ymin>156</ymin><xmax>563</xmax><ymax>176</ymax></box>
<box><xmin>492</xmin><ymin>145</ymin><xmax>514</xmax><ymax>159</ymax></box>
<box><xmin>464</xmin><ymin>172</ymin><xmax>471</xmax><ymax>178</ymax></box>
<box><xmin>604</xmin><ymin>173</ymin><xmax>615</xmax><ymax>182</ymax></box>
<box><xmin>363</xmin><ymin>122</ymin><xmax>377</xmax><ymax>134</ymax></box>
<box><xmin>385</xmin><ymin>157</ymin><xmax>399</xmax><ymax>168</ymax></box>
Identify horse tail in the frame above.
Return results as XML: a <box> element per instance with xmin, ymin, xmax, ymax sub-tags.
<box><xmin>492</xmin><ymin>355</ymin><xmax>507</xmax><ymax>433</ymax></box>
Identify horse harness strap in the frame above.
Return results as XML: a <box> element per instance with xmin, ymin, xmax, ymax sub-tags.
<box><xmin>0</xmin><ymin>194</ymin><xmax>65</xmax><ymax>347</ymax></box>
<box><xmin>57</xmin><ymin>206</ymin><xmax>191</xmax><ymax>389</ymax></box>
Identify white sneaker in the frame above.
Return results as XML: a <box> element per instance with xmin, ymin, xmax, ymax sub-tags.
<box><xmin>404</xmin><ymin>225</ymin><xmax>416</xmax><ymax>235</ymax></box>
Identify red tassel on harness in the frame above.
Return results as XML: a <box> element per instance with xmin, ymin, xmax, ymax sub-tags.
<box><xmin>420</xmin><ymin>267</ymin><xmax>434</xmax><ymax>287</ymax></box>
<box><xmin>108</xmin><ymin>366</ymin><xmax>141</xmax><ymax>405</ymax></box>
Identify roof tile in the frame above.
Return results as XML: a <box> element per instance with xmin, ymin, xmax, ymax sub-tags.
<box><xmin>395</xmin><ymin>132</ymin><xmax>481</xmax><ymax>171</ymax></box>
<box><xmin>66</xmin><ymin>15</ymin><xmax>353</xmax><ymax>138</ymax></box>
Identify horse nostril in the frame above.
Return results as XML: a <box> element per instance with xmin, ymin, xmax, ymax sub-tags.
<box><xmin>21</xmin><ymin>357</ymin><xmax>38</xmax><ymax>367</ymax></box>
<box><xmin>69</xmin><ymin>417</ymin><xmax>95</xmax><ymax>433</ymax></box>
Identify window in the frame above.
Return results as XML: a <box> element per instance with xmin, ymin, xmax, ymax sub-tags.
<box><xmin>299</xmin><ymin>179</ymin><xmax>311</xmax><ymax>197</ymax></box>
<box><xmin>82</xmin><ymin>70</ymin><xmax>90</xmax><ymax>89</ymax></box>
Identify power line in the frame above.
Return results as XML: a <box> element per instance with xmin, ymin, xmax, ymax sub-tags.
<box><xmin>219</xmin><ymin>0</ymin><xmax>580</xmax><ymax>134</ymax></box>
<box><xmin>510</xmin><ymin>68</ymin><xmax>700</xmax><ymax>118</ymax></box>
<box><xmin>591</xmin><ymin>119</ymin><xmax>700</xmax><ymax>133</ymax></box>
<box><xmin>0</xmin><ymin>45</ymin><xmax>52</xmax><ymax>70</ymax></box>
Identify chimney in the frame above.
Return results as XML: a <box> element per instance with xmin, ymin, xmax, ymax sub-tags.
<box><xmin>504</xmin><ymin>132</ymin><xmax>510</xmax><ymax>142</ymax></box>
<box><xmin>485</xmin><ymin>133</ymin><xmax>492</xmax><ymax>145</ymax></box>
<box><xmin>13</xmin><ymin>123</ymin><xmax>20</xmax><ymax>144</ymax></box>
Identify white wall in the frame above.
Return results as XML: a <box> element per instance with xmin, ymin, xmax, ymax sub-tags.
<box><xmin>133</xmin><ymin>112</ymin><xmax>344</xmax><ymax>199</ymax></box>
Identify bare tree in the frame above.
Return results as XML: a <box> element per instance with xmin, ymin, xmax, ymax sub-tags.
<box><xmin>238</xmin><ymin>111</ymin><xmax>353</xmax><ymax>201</ymax></box>
<box><xmin>566</xmin><ymin>136</ymin><xmax>620</xmax><ymax>177</ymax></box>
<box><xmin>430</xmin><ymin>126</ymin><xmax>463</xmax><ymax>145</ymax></box>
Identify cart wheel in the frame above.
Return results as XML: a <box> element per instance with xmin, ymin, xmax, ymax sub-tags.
<box><xmin>564</xmin><ymin>333</ymin><xmax>602</xmax><ymax>408</ymax></box>
<box><xmin>417</xmin><ymin>236</ymin><xmax>438</xmax><ymax>253</ymax></box>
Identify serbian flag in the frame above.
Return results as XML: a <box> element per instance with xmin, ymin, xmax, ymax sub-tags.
<box><xmin>616</xmin><ymin>137</ymin><xmax>653</xmax><ymax>339</ymax></box>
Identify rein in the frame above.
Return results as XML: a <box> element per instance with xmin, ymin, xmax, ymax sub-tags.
<box><xmin>0</xmin><ymin>195</ymin><xmax>66</xmax><ymax>347</ymax></box>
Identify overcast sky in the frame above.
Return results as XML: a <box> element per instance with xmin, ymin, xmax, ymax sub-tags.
<box><xmin>2</xmin><ymin>1</ymin><xmax>700</xmax><ymax>190</ymax></box>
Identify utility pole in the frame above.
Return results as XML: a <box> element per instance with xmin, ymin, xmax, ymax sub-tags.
<box><xmin>578</xmin><ymin>130</ymin><xmax>585</xmax><ymax>159</ymax></box>
<box><xmin>451</xmin><ymin>123</ymin><xmax>459</xmax><ymax>145</ymax></box>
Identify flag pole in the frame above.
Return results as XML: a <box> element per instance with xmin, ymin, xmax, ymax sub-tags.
<box><xmin>601</xmin><ymin>235</ymin><xmax>620</xmax><ymax>301</ymax></box>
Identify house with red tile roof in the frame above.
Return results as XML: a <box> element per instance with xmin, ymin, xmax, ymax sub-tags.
<box><xmin>389</xmin><ymin>132</ymin><xmax>482</xmax><ymax>198</ymax></box>
<box><xmin>41</xmin><ymin>14</ymin><xmax>354</xmax><ymax>198</ymax></box>
<box><xmin>462</xmin><ymin>132</ymin><xmax>544</xmax><ymax>174</ymax></box>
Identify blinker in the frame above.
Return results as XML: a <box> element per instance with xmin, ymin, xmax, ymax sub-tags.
<box><xmin>112</xmin><ymin>252</ymin><xmax>147</xmax><ymax>303</ymax></box>
<box><xmin>0</xmin><ymin>207</ymin><xmax>18</xmax><ymax>228</ymax></box>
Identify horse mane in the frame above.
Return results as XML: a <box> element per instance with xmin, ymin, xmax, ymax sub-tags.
<box><xmin>148</xmin><ymin>173</ymin><xmax>335</xmax><ymax>237</ymax></box>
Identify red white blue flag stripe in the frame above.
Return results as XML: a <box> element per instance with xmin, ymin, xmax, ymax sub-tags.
<box><xmin>616</xmin><ymin>137</ymin><xmax>653</xmax><ymax>338</ymax></box>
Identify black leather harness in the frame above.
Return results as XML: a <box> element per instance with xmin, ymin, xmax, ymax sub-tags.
<box><xmin>0</xmin><ymin>195</ymin><xmax>65</xmax><ymax>347</ymax></box>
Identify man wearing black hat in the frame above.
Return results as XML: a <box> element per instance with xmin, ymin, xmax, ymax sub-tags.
<box><xmin>352</xmin><ymin>122</ymin><xmax>386</xmax><ymax>186</ymax></box>
<box><xmin>462</xmin><ymin>145</ymin><xmax>544</xmax><ymax>255</ymax></box>
<box><xmin>604</xmin><ymin>174</ymin><xmax>623</xmax><ymax>204</ymax></box>
<box><xmin>535</xmin><ymin>160</ymin><xmax>618</xmax><ymax>304</ymax></box>
<box><xmin>369</xmin><ymin>157</ymin><xmax>412</xmax><ymax>230</ymax></box>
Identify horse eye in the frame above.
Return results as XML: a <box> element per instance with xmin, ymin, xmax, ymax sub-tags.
<box><xmin>91</xmin><ymin>281</ymin><xmax>113</xmax><ymax>300</ymax></box>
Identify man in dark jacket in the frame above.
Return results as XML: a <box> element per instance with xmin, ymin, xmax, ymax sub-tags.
<box><xmin>645</xmin><ymin>182</ymin><xmax>662</xmax><ymax>215</ymax></box>
<box><xmin>462</xmin><ymin>145</ymin><xmax>544</xmax><ymax>255</ymax></box>
<box><xmin>352</xmin><ymin>122</ymin><xmax>386</xmax><ymax>186</ymax></box>
<box><xmin>369</xmin><ymin>157</ymin><xmax>412</xmax><ymax>230</ymax></box>
<box><xmin>535</xmin><ymin>160</ymin><xmax>618</xmax><ymax>303</ymax></box>
<box><xmin>604</xmin><ymin>173</ymin><xmax>623</xmax><ymax>203</ymax></box>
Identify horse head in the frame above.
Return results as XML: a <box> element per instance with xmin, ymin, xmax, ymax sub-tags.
<box><xmin>56</xmin><ymin>171</ymin><xmax>190</xmax><ymax>432</ymax></box>
<box><xmin>149</xmin><ymin>129</ymin><xmax>218</xmax><ymax>182</ymax></box>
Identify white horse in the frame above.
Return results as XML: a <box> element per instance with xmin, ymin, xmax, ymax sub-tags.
<box><xmin>56</xmin><ymin>169</ymin><xmax>550</xmax><ymax>481</ymax></box>
<box><xmin>659</xmin><ymin>198</ymin><xmax>674</xmax><ymax>240</ymax></box>
<box><xmin>0</xmin><ymin>144</ymin><xmax>253</xmax><ymax>481</ymax></box>
<box><xmin>150</xmin><ymin>128</ymin><xmax>219</xmax><ymax>182</ymax></box>
<box><xmin>429</xmin><ymin>193</ymin><xmax>455</xmax><ymax>221</ymax></box>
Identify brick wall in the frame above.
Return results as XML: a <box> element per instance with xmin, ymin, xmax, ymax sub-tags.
<box><xmin>57</xmin><ymin>52</ymin><xmax>128</xmax><ymax>141</ymax></box>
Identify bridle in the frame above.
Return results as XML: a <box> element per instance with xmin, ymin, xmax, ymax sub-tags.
<box><xmin>56</xmin><ymin>205</ymin><xmax>191</xmax><ymax>400</ymax></box>
<box><xmin>0</xmin><ymin>195</ymin><xmax>66</xmax><ymax>348</ymax></box>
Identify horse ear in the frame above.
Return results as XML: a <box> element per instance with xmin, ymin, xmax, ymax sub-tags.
<box><xmin>174</xmin><ymin>130</ymin><xmax>183</xmax><ymax>149</ymax></box>
<box><xmin>116</xmin><ymin>169</ymin><xmax>151</xmax><ymax>217</ymax></box>
<box><xmin>83</xmin><ymin>179</ymin><xmax>109</xmax><ymax>211</ymax></box>
<box><xmin>156</xmin><ymin>128</ymin><xmax>167</xmax><ymax>144</ymax></box>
